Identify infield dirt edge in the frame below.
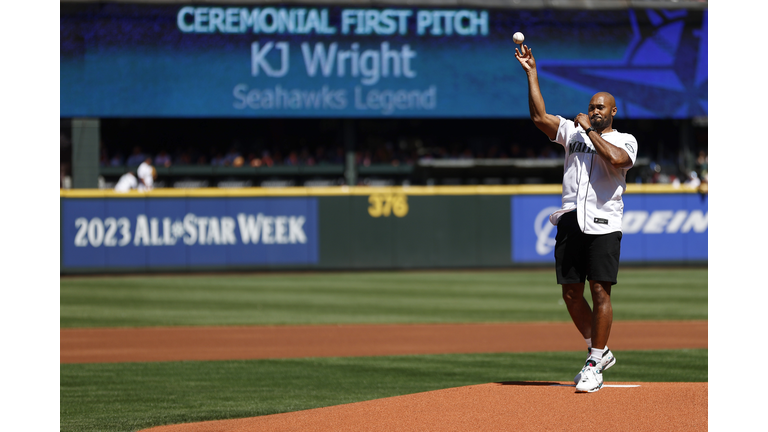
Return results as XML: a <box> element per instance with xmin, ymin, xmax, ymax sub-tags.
<box><xmin>63</xmin><ymin>320</ymin><xmax>708</xmax><ymax>432</ymax></box>
<box><xmin>138</xmin><ymin>381</ymin><xmax>707</xmax><ymax>432</ymax></box>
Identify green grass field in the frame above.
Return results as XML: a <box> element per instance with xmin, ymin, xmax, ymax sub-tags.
<box><xmin>60</xmin><ymin>268</ymin><xmax>707</xmax><ymax>328</ymax></box>
<box><xmin>61</xmin><ymin>350</ymin><xmax>707</xmax><ymax>432</ymax></box>
<box><xmin>60</xmin><ymin>268</ymin><xmax>708</xmax><ymax>432</ymax></box>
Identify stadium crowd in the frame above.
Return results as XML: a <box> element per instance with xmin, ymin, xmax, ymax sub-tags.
<box><xmin>61</xmin><ymin>118</ymin><xmax>707</xmax><ymax>189</ymax></box>
<box><xmin>99</xmin><ymin>139</ymin><xmax>565</xmax><ymax>170</ymax></box>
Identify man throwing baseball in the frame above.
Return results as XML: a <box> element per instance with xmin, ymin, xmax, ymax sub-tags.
<box><xmin>515</xmin><ymin>44</ymin><xmax>638</xmax><ymax>393</ymax></box>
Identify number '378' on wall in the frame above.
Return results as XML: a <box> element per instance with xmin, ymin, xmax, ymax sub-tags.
<box><xmin>368</xmin><ymin>193</ymin><xmax>408</xmax><ymax>218</ymax></box>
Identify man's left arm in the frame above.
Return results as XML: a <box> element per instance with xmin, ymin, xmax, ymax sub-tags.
<box><xmin>574</xmin><ymin>113</ymin><xmax>632</xmax><ymax>168</ymax></box>
<box><xmin>587</xmin><ymin>131</ymin><xmax>632</xmax><ymax>168</ymax></box>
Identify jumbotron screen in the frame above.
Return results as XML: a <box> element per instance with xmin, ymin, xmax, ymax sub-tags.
<box><xmin>60</xmin><ymin>4</ymin><xmax>707</xmax><ymax>118</ymax></box>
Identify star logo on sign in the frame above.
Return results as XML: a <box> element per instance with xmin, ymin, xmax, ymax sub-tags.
<box><xmin>537</xmin><ymin>9</ymin><xmax>707</xmax><ymax>119</ymax></box>
<box><xmin>172</xmin><ymin>220</ymin><xmax>185</xmax><ymax>239</ymax></box>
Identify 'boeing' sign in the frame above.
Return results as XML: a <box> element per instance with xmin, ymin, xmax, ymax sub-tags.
<box><xmin>511</xmin><ymin>194</ymin><xmax>708</xmax><ymax>264</ymax></box>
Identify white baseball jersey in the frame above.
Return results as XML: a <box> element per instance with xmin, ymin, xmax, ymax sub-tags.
<box><xmin>549</xmin><ymin>116</ymin><xmax>638</xmax><ymax>234</ymax></box>
<box><xmin>114</xmin><ymin>172</ymin><xmax>138</xmax><ymax>193</ymax></box>
<box><xmin>137</xmin><ymin>161</ymin><xmax>154</xmax><ymax>191</ymax></box>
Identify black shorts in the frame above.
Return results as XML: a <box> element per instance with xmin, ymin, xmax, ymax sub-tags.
<box><xmin>554</xmin><ymin>211</ymin><xmax>622</xmax><ymax>285</ymax></box>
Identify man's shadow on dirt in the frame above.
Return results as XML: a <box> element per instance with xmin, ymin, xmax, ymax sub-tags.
<box><xmin>495</xmin><ymin>381</ymin><xmax>574</xmax><ymax>387</ymax></box>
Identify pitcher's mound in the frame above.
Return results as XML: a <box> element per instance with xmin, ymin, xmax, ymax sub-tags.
<box><xmin>141</xmin><ymin>381</ymin><xmax>707</xmax><ymax>432</ymax></box>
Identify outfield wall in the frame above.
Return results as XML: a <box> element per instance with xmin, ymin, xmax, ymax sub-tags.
<box><xmin>60</xmin><ymin>185</ymin><xmax>708</xmax><ymax>273</ymax></box>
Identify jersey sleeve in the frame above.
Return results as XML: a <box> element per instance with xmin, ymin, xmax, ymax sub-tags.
<box><xmin>549</xmin><ymin>116</ymin><xmax>573</xmax><ymax>148</ymax></box>
<box><xmin>617</xmin><ymin>134</ymin><xmax>638</xmax><ymax>169</ymax></box>
<box><xmin>137</xmin><ymin>163</ymin><xmax>151</xmax><ymax>179</ymax></box>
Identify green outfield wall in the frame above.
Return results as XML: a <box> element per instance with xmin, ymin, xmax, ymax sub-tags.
<box><xmin>318</xmin><ymin>193</ymin><xmax>512</xmax><ymax>269</ymax></box>
<box><xmin>60</xmin><ymin>185</ymin><xmax>707</xmax><ymax>273</ymax></box>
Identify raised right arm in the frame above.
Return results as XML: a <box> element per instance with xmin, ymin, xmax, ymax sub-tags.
<box><xmin>515</xmin><ymin>45</ymin><xmax>561</xmax><ymax>141</ymax></box>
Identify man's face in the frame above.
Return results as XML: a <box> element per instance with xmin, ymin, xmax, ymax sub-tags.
<box><xmin>588</xmin><ymin>95</ymin><xmax>617</xmax><ymax>129</ymax></box>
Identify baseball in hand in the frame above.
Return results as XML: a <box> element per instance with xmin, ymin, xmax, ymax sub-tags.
<box><xmin>513</xmin><ymin>32</ymin><xmax>525</xmax><ymax>44</ymax></box>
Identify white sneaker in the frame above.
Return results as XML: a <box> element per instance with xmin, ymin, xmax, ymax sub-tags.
<box><xmin>575</xmin><ymin>360</ymin><xmax>604</xmax><ymax>393</ymax></box>
<box><xmin>573</xmin><ymin>348</ymin><xmax>616</xmax><ymax>384</ymax></box>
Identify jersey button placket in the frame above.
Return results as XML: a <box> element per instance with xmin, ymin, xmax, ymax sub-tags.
<box><xmin>576</xmin><ymin>156</ymin><xmax>590</xmax><ymax>233</ymax></box>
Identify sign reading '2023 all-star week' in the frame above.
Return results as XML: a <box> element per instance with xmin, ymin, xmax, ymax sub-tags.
<box><xmin>60</xmin><ymin>4</ymin><xmax>707</xmax><ymax>118</ymax></box>
<box><xmin>61</xmin><ymin>197</ymin><xmax>319</xmax><ymax>270</ymax></box>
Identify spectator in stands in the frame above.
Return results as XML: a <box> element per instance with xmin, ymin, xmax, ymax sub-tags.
<box><xmin>695</xmin><ymin>150</ymin><xmax>708</xmax><ymax>182</ymax></box>
<box><xmin>403</xmin><ymin>149</ymin><xmax>418</xmax><ymax>165</ymax></box>
<box><xmin>695</xmin><ymin>150</ymin><xmax>708</xmax><ymax>195</ymax></box>
<box><xmin>683</xmin><ymin>171</ymin><xmax>701</xmax><ymax>189</ymax></box>
<box><xmin>331</xmin><ymin>146</ymin><xmax>345</xmax><ymax>164</ymax></box>
<box><xmin>60</xmin><ymin>162</ymin><xmax>70</xmax><ymax>189</ymax></box>
<box><xmin>284</xmin><ymin>150</ymin><xmax>300</xmax><ymax>166</ymax></box>
<box><xmin>260</xmin><ymin>150</ymin><xmax>274</xmax><ymax>167</ymax></box>
<box><xmin>224</xmin><ymin>146</ymin><xmax>241</xmax><ymax>166</ymax></box>
<box><xmin>375</xmin><ymin>143</ymin><xmax>393</xmax><ymax>164</ymax></box>
<box><xmin>174</xmin><ymin>150</ymin><xmax>192</xmax><ymax>166</ymax></box>
<box><xmin>314</xmin><ymin>146</ymin><xmax>328</xmax><ymax>165</ymax></box>
<box><xmin>114</xmin><ymin>171</ymin><xmax>138</xmax><ymax>193</ymax></box>
<box><xmin>359</xmin><ymin>150</ymin><xmax>372</xmax><ymax>167</ymax></box>
<box><xmin>246</xmin><ymin>152</ymin><xmax>262</xmax><ymax>167</ymax></box>
<box><xmin>126</xmin><ymin>146</ymin><xmax>147</xmax><ymax>166</ymax></box>
<box><xmin>99</xmin><ymin>142</ymin><xmax>109</xmax><ymax>167</ymax></box>
<box><xmin>154</xmin><ymin>150</ymin><xmax>172</xmax><ymax>167</ymax></box>
<box><xmin>272</xmin><ymin>149</ymin><xmax>284</xmax><ymax>165</ymax></box>
<box><xmin>210</xmin><ymin>151</ymin><xmax>227</xmax><ymax>166</ymax></box>
<box><xmin>540</xmin><ymin>146</ymin><xmax>559</xmax><ymax>159</ymax></box>
<box><xmin>109</xmin><ymin>152</ymin><xmax>125</xmax><ymax>166</ymax></box>
<box><xmin>59</xmin><ymin>131</ymin><xmax>72</xmax><ymax>188</ymax></box>
<box><xmin>137</xmin><ymin>157</ymin><xmax>156</xmax><ymax>191</ymax></box>
<box><xmin>486</xmin><ymin>144</ymin><xmax>500</xmax><ymax>159</ymax></box>
<box><xmin>300</xmin><ymin>147</ymin><xmax>315</xmax><ymax>166</ymax></box>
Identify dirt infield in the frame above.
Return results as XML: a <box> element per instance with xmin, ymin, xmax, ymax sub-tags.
<box><xmin>62</xmin><ymin>321</ymin><xmax>708</xmax><ymax>431</ymax></box>
<box><xmin>60</xmin><ymin>320</ymin><xmax>707</xmax><ymax>363</ymax></box>
<box><xmin>139</xmin><ymin>382</ymin><xmax>707</xmax><ymax>432</ymax></box>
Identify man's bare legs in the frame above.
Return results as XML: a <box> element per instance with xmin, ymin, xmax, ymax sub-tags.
<box><xmin>562</xmin><ymin>281</ymin><xmax>613</xmax><ymax>350</ymax></box>
<box><xmin>588</xmin><ymin>280</ymin><xmax>613</xmax><ymax>350</ymax></box>
<box><xmin>562</xmin><ymin>283</ymin><xmax>592</xmax><ymax>340</ymax></box>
